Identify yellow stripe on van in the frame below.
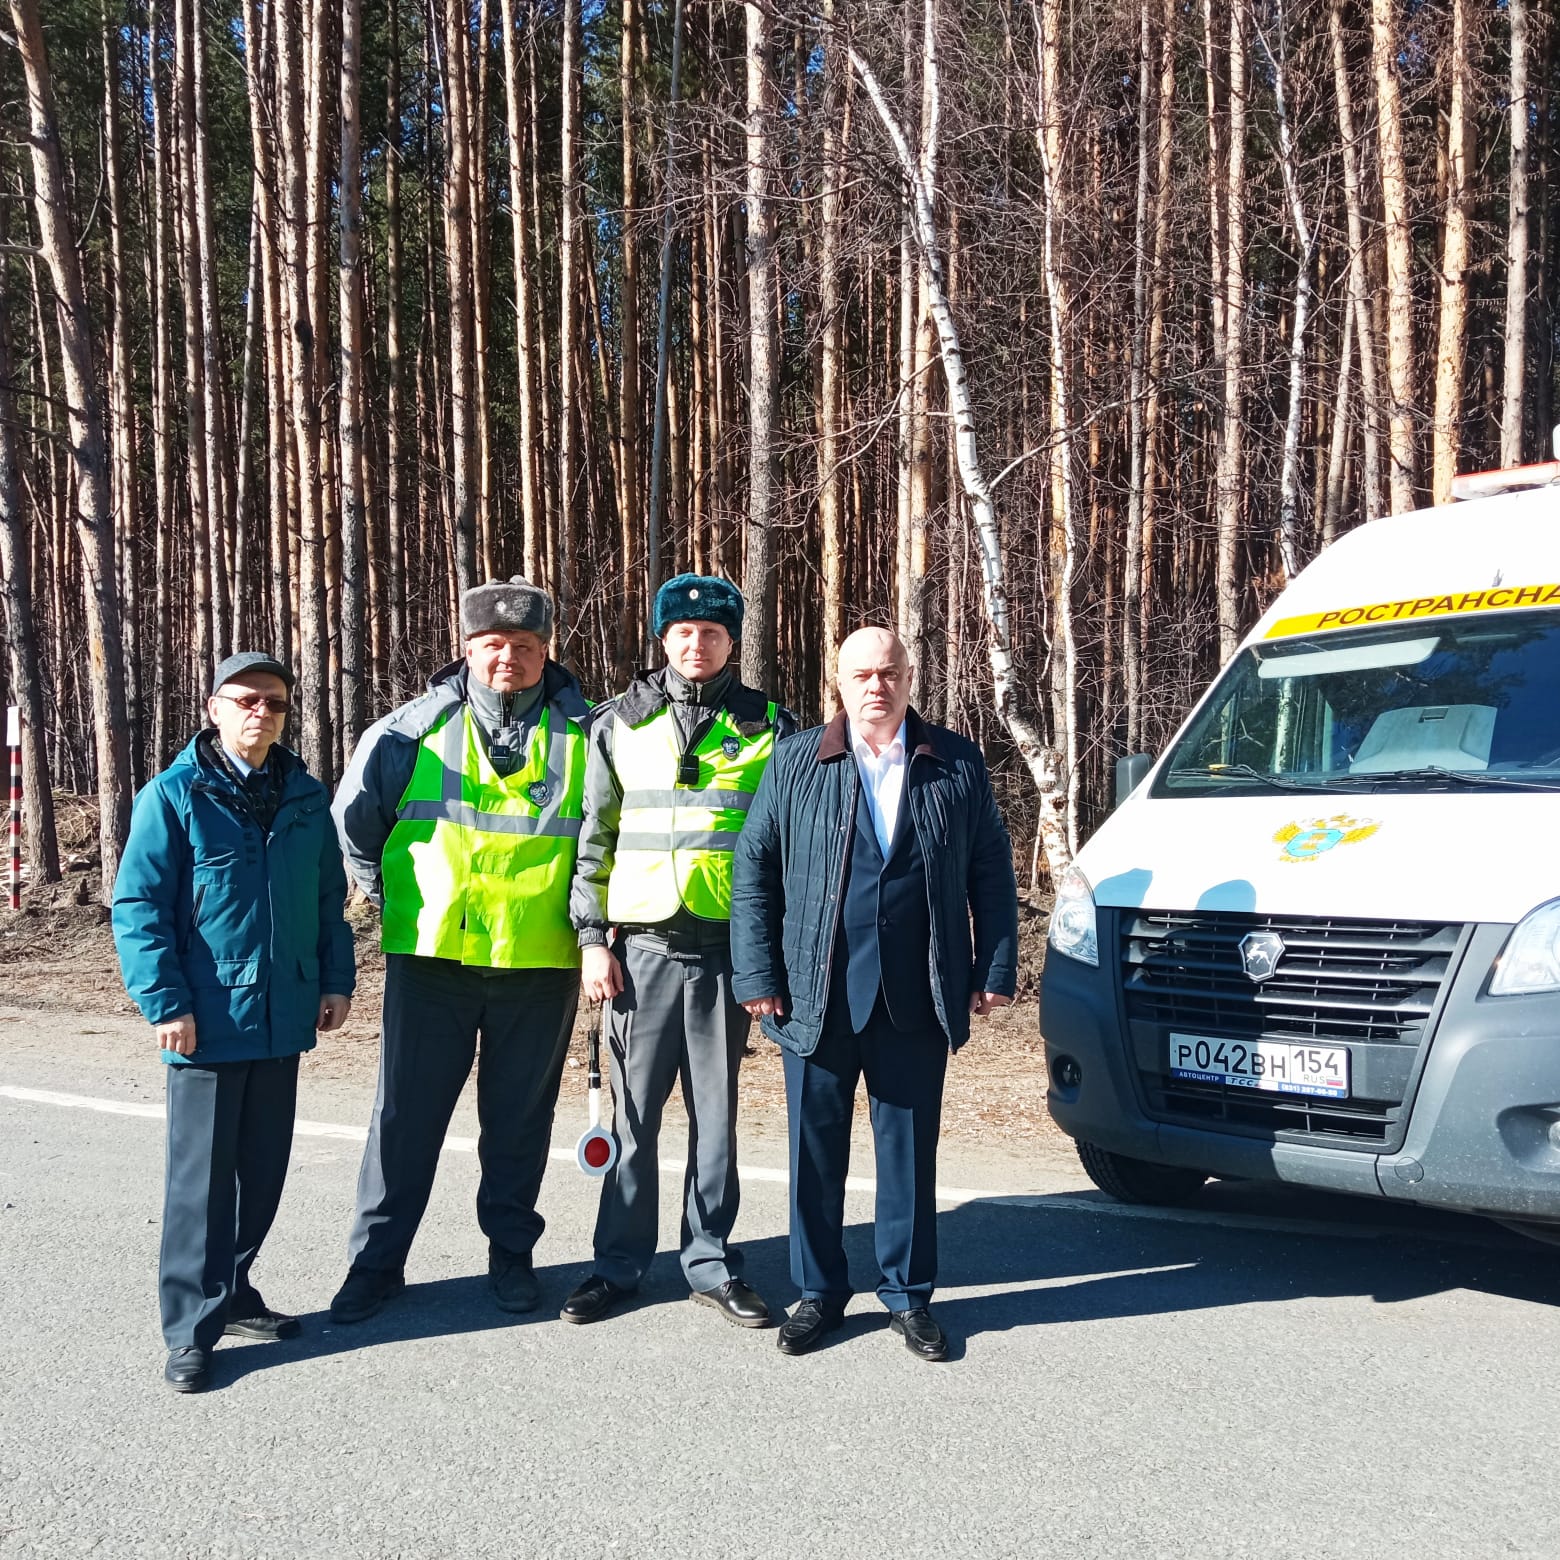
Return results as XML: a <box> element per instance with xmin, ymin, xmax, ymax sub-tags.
<box><xmin>1265</xmin><ymin>582</ymin><xmax>1560</xmax><ymax>638</ymax></box>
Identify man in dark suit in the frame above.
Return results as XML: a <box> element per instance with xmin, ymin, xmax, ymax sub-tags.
<box><xmin>729</xmin><ymin>627</ymin><xmax>1019</xmax><ymax>1362</ymax></box>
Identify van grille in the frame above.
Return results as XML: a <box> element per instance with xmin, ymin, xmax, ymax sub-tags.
<box><xmin>1121</xmin><ymin>911</ymin><xmax>1464</xmax><ymax>1146</ymax></box>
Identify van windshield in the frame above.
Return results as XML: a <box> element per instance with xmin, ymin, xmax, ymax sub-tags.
<box><xmin>1154</xmin><ymin>609</ymin><xmax>1560</xmax><ymax>796</ymax></box>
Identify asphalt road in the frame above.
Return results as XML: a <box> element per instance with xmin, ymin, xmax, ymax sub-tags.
<box><xmin>2</xmin><ymin>1008</ymin><xmax>1557</xmax><ymax>1560</ymax></box>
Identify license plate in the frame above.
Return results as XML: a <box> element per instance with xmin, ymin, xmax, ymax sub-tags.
<box><xmin>1168</xmin><ymin>1033</ymin><xmax>1350</xmax><ymax>1099</ymax></box>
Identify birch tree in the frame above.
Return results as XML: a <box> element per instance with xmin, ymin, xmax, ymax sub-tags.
<box><xmin>850</xmin><ymin>41</ymin><xmax>1072</xmax><ymax>874</ymax></box>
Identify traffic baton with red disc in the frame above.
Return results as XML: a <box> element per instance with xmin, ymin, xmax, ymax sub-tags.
<box><xmin>576</xmin><ymin>1013</ymin><xmax>619</xmax><ymax>1176</ymax></box>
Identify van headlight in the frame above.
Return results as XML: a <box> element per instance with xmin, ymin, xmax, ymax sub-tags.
<box><xmin>1048</xmin><ymin>865</ymin><xmax>1099</xmax><ymax>968</ymax></box>
<box><xmin>1490</xmin><ymin>898</ymin><xmax>1560</xmax><ymax>995</ymax></box>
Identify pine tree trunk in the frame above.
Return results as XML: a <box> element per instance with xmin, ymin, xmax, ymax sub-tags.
<box><xmin>338</xmin><ymin>0</ymin><xmax>367</xmax><ymax>749</ymax></box>
<box><xmin>275</xmin><ymin>0</ymin><xmax>332</xmax><ymax>775</ymax></box>
<box><xmin>1372</xmin><ymin>0</ymin><xmax>1416</xmax><ymax>509</ymax></box>
<box><xmin>1501</xmin><ymin>0</ymin><xmax>1530</xmax><ymax>466</ymax></box>
<box><xmin>1431</xmin><ymin>0</ymin><xmax>1470</xmax><ymax>504</ymax></box>
<box><xmin>1214</xmin><ymin>0</ymin><xmax>1246</xmax><ymax>657</ymax></box>
<box><xmin>146</xmin><ymin>0</ymin><xmax>177</xmax><ymax>768</ymax></box>
<box><xmin>1330</xmin><ymin>0</ymin><xmax>1384</xmax><ymax>522</ymax></box>
<box><xmin>102</xmin><ymin>3</ymin><xmax>143</xmax><ymax>781</ymax></box>
<box><xmin>740</xmin><ymin>0</ymin><xmax>780</xmax><ymax>691</ymax></box>
<box><xmin>500</xmin><ymin>0</ymin><xmax>543</xmax><ymax>585</ymax></box>
<box><xmin>817</xmin><ymin>0</ymin><xmax>848</xmax><ymax>717</ymax></box>
<box><xmin>558</xmin><ymin>0</ymin><xmax>581</xmax><ymax>636</ymax></box>
<box><xmin>0</xmin><ymin>214</ymin><xmax>62</xmax><ymax>882</ymax></box>
<box><xmin>174</xmin><ymin>0</ymin><xmax>215</xmax><ymax>686</ymax></box>
<box><xmin>442</xmin><ymin>0</ymin><xmax>478</xmax><ymax>597</ymax></box>
<box><xmin>618</xmin><ymin>0</ymin><xmax>643</xmax><ymax>664</ymax></box>
<box><xmin>190</xmin><ymin>0</ymin><xmax>233</xmax><ymax>659</ymax></box>
<box><xmin>384</xmin><ymin>0</ymin><xmax>406</xmax><ymax>685</ymax></box>
<box><xmin>10</xmin><ymin>0</ymin><xmax>134</xmax><ymax>892</ymax></box>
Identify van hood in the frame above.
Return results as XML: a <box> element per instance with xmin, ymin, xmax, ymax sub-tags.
<box><xmin>1076</xmin><ymin>791</ymin><xmax>1555</xmax><ymax>926</ymax></box>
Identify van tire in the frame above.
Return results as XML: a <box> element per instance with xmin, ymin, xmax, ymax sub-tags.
<box><xmin>1076</xmin><ymin>1140</ymin><xmax>1209</xmax><ymax>1206</ymax></box>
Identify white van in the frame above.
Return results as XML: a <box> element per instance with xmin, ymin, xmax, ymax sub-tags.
<box><xmin>1040</xmin><ymin>456</ymin><xmax>1560</xmax><ymax>1242</ymax></box>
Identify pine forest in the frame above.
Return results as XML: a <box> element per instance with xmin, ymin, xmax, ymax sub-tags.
<box><xmin>1</xmin><ymin>0</ymin><xmax>1558</xmax><ymax>891</ymax></box>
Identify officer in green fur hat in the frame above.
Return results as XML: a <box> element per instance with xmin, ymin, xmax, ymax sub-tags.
<box><xmin>562</xmin><ymin>574</ymin><xmax>795</xmax><ymax>1328</ymax></box>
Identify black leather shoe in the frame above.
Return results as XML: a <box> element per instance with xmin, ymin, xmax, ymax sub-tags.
<box><xmin>223</xmin><ymin>1303</ymin><xmax>301</xmax><ymax>1341</ymax></box>
<box><xmin>889</xmin><ymin>1306</ymin><xmax>949</xmax><ymax>1362</ymax></box>
<box><xmin>560</xmin><ymin>1275</ymin><xmax>631</xmax><ymax>1325</ymax></box>
<box><xmin>489</xmin><ymin>1250</ymin><xmax>540</xmax><ymax>1314</ymax></box>
<box><xmin>164</xmin><ymin>1347</ymin><xmax>210</xmax><ymax>1393</ymax></box>
<box><xmin>776</xmin><ymin>1298</ymin><xmax>846</xmax><ymax>1356</ymax></box>
<box><xmin>691</xmin><ymin>1278</ymin><xmax>772</xmax><ymax>1328</ymax></box>
<box><xmin>328</xmin><ymin>1268</ymin><xmax>405</xmax><ymax>1324</ymax></box>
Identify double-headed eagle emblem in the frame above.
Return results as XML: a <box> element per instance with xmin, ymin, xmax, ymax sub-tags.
<box><xmin>1273</xmin><ymin>815</ymin><xmax>1381</xmax><ymax>863</ymax></box>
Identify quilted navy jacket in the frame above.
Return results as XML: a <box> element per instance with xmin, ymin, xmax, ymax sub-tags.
<box><xmin>112</xmin><ymin>732</ymin><xmax>356</xmax><ymax>1065</ymax></box>
<box><xmin>729</xmin><ymin>709</ymin><xmax>1019</xmax><ymax>1055</ymax></box>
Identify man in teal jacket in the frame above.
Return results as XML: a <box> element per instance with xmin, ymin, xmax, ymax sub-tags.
<box><xmin>113</xmin><ymin>652</ymin><xmax>355</xmax><ymax>1393</ymax></box>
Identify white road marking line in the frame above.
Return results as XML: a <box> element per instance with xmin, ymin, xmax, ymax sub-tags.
<box><xmin>0</xmin><ymin>1082</ymin><xmax>1519</xmax><ymax>1249</ymax></box>
<box><xmin>0</xmin><ymin>1083</ymin><xmax>993</xmax><ymax>1202</ymax></box>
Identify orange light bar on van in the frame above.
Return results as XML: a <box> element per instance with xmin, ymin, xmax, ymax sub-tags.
<box><xmin>1449</xmin><ymin>462</ymin><xmax>1560</xmax><ymax>501</ymax></box>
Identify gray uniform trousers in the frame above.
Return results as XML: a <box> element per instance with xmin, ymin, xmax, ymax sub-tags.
<box><xmin>347</xmin><ymin>953</ymin><xmax>578</xmax><ymax>1273</ymax></box>
<box><xmin>161</xmin><ymin>1054</ymin><xmax>299</xmax><ymax>1350</ymax></box>
<box><xmin>591</xmin><ymin>931</ymin><xmax>749</xmax><ymax>1291</ymax></box>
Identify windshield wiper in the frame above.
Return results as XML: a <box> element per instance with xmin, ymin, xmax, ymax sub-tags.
<box><xmin>1165</xmin><ymin>763</ymin><xmax>1327</xmax><ymax>792</ymax></box>
<box><xmin>1329</xmin><ymin>766</ymin><xmax>1560</xmax><ymax>793</ymax></box>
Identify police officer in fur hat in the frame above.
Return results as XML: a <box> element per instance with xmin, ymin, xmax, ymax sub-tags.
<box><xmin>328</xmin><ymin>578</ymin><xmax>594</xmax><ymax>1323</ymax></box>
<box><xmin>561</xmin><ymin>574</ymin><xmax>795</xmax><ymax>1328</ymax></box>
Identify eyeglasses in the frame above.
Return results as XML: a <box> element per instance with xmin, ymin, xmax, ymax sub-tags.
<box><xmin>215</xmin><ymin>693</ymin><xmax>292</xmax><ymax>715</ymax></box>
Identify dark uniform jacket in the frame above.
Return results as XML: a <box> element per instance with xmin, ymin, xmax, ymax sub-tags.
<box><xmin>729</xmin><ymin>708</ymin><xmax>1019</xmax><ymax>1056</ymax></box>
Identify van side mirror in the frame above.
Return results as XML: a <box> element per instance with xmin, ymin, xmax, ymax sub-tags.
<box><xmin>1115</xmin><ymin>753</ymin><xmax>1152</xmax><ymax>808</ymax></box>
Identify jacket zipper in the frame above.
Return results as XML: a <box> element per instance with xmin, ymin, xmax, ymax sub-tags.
<box><xmin>182</xmin><ymin>883</ymin><xmax>207</xmax><ymax>953</ymax></box>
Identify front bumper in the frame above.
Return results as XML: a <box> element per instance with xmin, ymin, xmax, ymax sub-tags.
<box><xmin>1041</xmin><ymin>922</ymin><xmax>1560</xmax><ymax>1222</ymax></box>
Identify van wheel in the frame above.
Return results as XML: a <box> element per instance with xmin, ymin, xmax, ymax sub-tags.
<box><xmin>1494</xmin><ymin>1218</ymin><xmax>1560</xmax><ymax>1248</ymax></box>
<box><xmin>1076</xmin><ymin>1140</ymin><xmax>1209</xmax><ymax>1206</ymax></box>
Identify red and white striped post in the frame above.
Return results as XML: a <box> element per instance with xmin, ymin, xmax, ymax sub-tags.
<box><xmin>7</xmin><ymin>705</ymin><xmax>20</xmax><ymax>911</ymax></box>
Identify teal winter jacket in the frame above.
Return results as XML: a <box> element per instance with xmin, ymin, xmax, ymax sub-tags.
<box><xmin>112</xmin><ymin>732</ymin><xmax>356</xmax><ymax>1065</ymax></box>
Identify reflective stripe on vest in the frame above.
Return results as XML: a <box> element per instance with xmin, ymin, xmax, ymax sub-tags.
<box><xmin>380</xmin><ymin>703</ymin><xmax>586</xmax><ymax>968</ymax></box>
<box><xmin>605</xmin><ymin>701</ymin><xmax>777</xmax><ymax>924</ymax></box>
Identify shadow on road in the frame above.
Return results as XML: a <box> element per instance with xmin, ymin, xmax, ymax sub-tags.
<box><xmin>213</xmin><ymin>1237</ymin><xmax>804</xmax><ymax>1389</ymax></box>
<box><xmin>213</xmin><ymin>1188</ymin><xmax>1560</xmax><ymax>1386</ymax></box>
<box><xmin>931</xmin><ymin>1189</ymin><xmax>1560</xmax><ymax>1342</ymax></box>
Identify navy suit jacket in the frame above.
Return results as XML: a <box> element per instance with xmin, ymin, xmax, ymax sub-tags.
<box><xmin>730</xmin><ymin>709</ymin><xmax>1020</xmax><ymax>1056</ymax></box>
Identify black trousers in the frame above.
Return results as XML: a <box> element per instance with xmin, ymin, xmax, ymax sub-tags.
<box><xmin>160</xmin><ymin>1053</ymin><xmax>300</xmax><ymax>1351</ymax></box>
<box><xmin>782</xmin><ymin>999</ymin><xmax>948</xmax><ymax>1311</ymax></box>
<box><xmin>346</xmin><ymin>955</ymin><xmax>579</xmax><ymax>1274</ymax></box>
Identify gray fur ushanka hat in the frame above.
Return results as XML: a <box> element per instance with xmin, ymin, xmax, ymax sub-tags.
<box><xmin>460</xmin><ymin>576</ymin><xmax>555</xmax><ymax>639</ymax></box>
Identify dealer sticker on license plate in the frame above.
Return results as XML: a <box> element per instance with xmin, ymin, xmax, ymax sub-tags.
<box><xmin>1168</xmin><ymin>1033</ymin><xmax>1350</xmax><ymax>1099</ymax></box>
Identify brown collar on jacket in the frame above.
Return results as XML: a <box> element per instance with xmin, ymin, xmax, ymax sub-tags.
<box><xmin>816</xmin><ymin>707</ymin><xmax>943</xmax><ymax>763</ymax></box>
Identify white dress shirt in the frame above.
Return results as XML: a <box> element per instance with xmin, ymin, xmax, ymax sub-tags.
<box><xmin>852</xmin><ymin>720</ymin><xmax>908</xmax><ymax>855</ymax></box>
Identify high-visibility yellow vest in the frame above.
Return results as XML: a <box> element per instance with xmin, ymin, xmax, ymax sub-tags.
<box><xmin>606</xmin><ymin>700</ymin><xmax>778</xmax><ymax>924</ymax></box>
<box><xmin>381</xmin><ymin>702</ymin><xmax>586</xmax><ymax>968</ymax></box>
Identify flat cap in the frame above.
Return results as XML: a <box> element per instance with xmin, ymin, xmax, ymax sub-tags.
<box><xmin>211</xmin><ymin>651</ymin><xmax>295</xmax><ymax>697</ymax></box>
<box><xmin>460</xmin><ymin>576</ymin><xmax>555</xmax><ymax>640</ymax></box>
<box><xmin>653</xmin><ymin>574</ymin><xmax>744</xmax><ymax>639</ymax></box>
